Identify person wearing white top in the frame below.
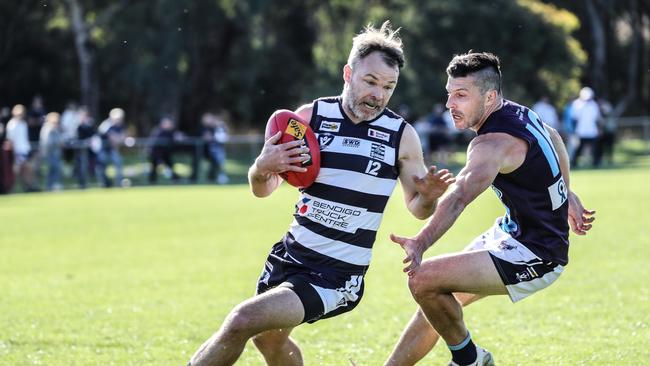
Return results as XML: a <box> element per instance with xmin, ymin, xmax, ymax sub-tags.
<box><xmin>532</xmin><ymin>96</ymin><xmax>559</xmax><ymax>130</ymax></box>
<box><xmin>5</xmin><ymin>104</ymin><xmax>38</xmax><ymax>191</ymax></box>
<box><xmin>570</xmin><ymin>87</ymin><xmax>601</xmax><ymax>167</ymax></box>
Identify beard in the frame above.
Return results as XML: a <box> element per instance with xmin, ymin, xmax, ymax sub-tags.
<box><xmin>342</xmin><ymin>84</ymin><xmax>384</xmax><ymax>122</ymax></box>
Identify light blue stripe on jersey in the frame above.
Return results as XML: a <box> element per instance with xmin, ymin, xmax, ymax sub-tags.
<box><xmin>525</xmin><ymin>124</ymin><xmax>560</xmax><ymax>177</ymax></box>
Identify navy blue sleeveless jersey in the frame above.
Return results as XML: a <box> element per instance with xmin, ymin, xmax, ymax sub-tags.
<box><xmin>478</xmin><ymin>100</ymin><xmax>570</xmax><ymax>265</ymax></box>
<box><xmin>283</xmin><ymin>96</ymin><xmax>407</xmax><ymax>275</ymax></box>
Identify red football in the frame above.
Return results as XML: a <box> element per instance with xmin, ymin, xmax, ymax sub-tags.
<box><xmin>265</xmin><ymin>109</ymin><xmax>320</xmax><ymax>188</ymax></box>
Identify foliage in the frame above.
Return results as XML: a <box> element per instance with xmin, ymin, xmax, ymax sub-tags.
<box><xmin>3</xmin><ymin>0</ymin><xmax>637</xmax><ymax>133</ymax></box>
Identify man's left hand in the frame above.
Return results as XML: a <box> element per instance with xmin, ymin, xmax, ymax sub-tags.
<box><xmin>413</xmin><ymin>166</ymin><xmax>455</xmax><ymax>202</ymax></box>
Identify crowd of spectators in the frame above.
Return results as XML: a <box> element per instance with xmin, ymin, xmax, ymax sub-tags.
<box><xmin>0</xmin><ymin>89</ymin><xmax>619</xmax><ymax>195</ymax></box>
<box><xmin>0</xmin><ymin>96</ymin><xmax>230</xmax><ymax>194</ymax></box>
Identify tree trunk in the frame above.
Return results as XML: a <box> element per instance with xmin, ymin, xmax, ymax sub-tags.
<box><xmin>611</xmin><ymin>0</ymin><xmax>640</xmax><ymax>118</ymax></box>
<box><xmin>64</xmin><ymin>0</ymin><xmax>99</xmax><ymax>120</ymax></box>
<box><xmin>584</xmin><ymin>0</ymin><xmax>607</xmax><ymax>93</ymax></box>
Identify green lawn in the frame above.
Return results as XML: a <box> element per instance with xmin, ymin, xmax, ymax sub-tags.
<box><xmin>1</xmin><ymin>167</ymin><xmax>649</xmax><ymax>365</ymax></box>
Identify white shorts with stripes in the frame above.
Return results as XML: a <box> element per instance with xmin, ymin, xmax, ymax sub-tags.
<box><xmin>465</xmin><ymin>222</ymin><xmax>564</xmax><ymax>302</ymax></box>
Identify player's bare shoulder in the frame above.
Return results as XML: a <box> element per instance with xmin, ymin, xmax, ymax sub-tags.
<box><xmin>470</xmin><ymin>132</ymin><xmax>527</xmax><ymax>173</ymax></box>
<box><xmin>398</xmin><ymin>123</ymin><xmax>422</xmax><ymax>160</ymax></box>
<box><xmin>295</xmin><ymin>103</ymin><xmax>314</xmax><ymax>123</ymax></box>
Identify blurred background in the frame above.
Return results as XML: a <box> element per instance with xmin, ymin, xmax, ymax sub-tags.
<box><xmin>0</xmin><ymin>0</ymin><xmax>648</xmax><ymax>192</ymax></box>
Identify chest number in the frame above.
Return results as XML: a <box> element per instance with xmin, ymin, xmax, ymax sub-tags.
<box><xmin>365</xmin><ymin>160</ymin><xmax>381</xmax><ymax>176</ymax></box>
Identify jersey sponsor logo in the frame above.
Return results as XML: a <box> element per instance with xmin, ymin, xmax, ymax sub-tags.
<box><xmin>318</xmin><ymin>133</ymin><xmax>334</xmax><ymax>149</ymax></box>
<box><xmin>370</xmin><ymin>142</ymin><xmax>386</xmax><ymax>160</ymax></box>
<box><xmin>547</xmin><ymin>176</ymin><xmax>567</xmax><ymax>210</ymax></box>
<box><xmin>515</xmin><ymin>271</ymin><xmax>530</xmax><ymax>282</ymax></box>
<box><xmin>319</xmin><ymin>121</ymin><xmax>341</xmax><ymax>132</ymax></box>
<box><xmin>295</xmin><ymin>196</ymin><xmax>367</xmax><ymax>233</ymax></box>
<box><xmin>285</xmin><ymin>119</ymin><xmax>306</xmax><ymax>139</ymax></box>
<box><xmin>368</xmin><ymin>128</ymin><xmax>390</xmax><ymax>142</ymax></box>
<box><xmin>342</xmin><ymin>138</ymin><xmax>361</xmax><ymax>148</ymax></box>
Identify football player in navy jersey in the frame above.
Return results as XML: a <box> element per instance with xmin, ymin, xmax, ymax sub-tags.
<box><xmin>385</xmin><ymin>52</ymin><xmax>595</xmax><ymax>366</ymax></box>
<box><xmin>187</xmin><ymin>22</ymin><xmax>456</xmax><ymax>366</ymax></box>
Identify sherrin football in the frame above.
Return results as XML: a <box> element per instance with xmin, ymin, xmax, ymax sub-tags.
<box><xmin>265</xmin><ymin>109</ymin><xmax>321</xmax><ymax>188</ymax></box>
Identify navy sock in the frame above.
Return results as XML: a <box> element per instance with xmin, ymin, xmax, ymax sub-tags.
<box><xmin>448</xmin><ymin>331</ymin><xmax>477</xmax><ymax>365</ymax></box>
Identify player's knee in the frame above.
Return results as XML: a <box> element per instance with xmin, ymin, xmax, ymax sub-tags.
<box><xmin>222</xmin><ymin>305</ymin><xmax>257</xmax><ymax>339</ymax></box>
<box><xmin>252</xmin><ymin>333</ymin><xmax>285</xmax><ymax>354</ymax></box>
<box><xmin>407</xmin><ymin>271</ymin><xmax>441</xmax><ymax>301</ymax></box>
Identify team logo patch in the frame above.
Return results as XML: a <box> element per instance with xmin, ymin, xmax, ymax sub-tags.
<box><xmin>318</xmin><ymin>133</ymin><xmax>334</xmax><ymax>149</ymax></box>
<box><xmin>368</xmin><ymin>128</ymin><xmax>390</xmax><ymax>142</ymax></box>
<box><xmin>370</xmin><ymin>143</ymin><xmax>385</xmax><ymax>160</ymax></box>
<box><xmin>285</xmin><ymin>119</ymin><xmax>306</xmax><ymax>139</ymax></box>
<box><xmin>342</xmin><ymin>138</ymin><xmax>361</xmax><ymax>148</ymax></box>
<box><xmin>319</xmin><ymin>121</ymin><xmax>341</xmax><ymax>132</ymax></box>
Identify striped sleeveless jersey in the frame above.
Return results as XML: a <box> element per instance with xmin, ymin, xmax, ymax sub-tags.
<box><xmin>284</xmin><ymin>96</ymin><xmax>407</xmax><ymax>274</ymax></box>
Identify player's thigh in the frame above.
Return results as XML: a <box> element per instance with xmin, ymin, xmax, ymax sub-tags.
<box><xmin>232</xmin><ymin>287</ymin><xmax>305</xmax><ymax>333</ymax></box>
<box><xmin>412</xmin><ymin>250</ymin><xmax>507</xmax><ymax>296</ymax></box>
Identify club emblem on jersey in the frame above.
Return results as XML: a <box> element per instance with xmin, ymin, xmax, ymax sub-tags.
<box><xmin>370</xmin><ymin>143</ymin><xmax>385</xmax><ymax>160</ymax></box>
<box><xmin>318</xmin><ymin>133</ymin><xmax>334</xmax><ymax>149</ymax></box>
<box><xmin>368</xmin><ymin>128</ymin><xmax>390</xmax><ymax>142</ymax></box>
<box><xmin>319</xmin><ymin>121</ymin><xmax>341</xmax><ymax>132</ymax></box>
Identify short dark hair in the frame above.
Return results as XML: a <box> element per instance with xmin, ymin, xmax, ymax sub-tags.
<box><xmin>348</xmin><ymin>21</ymin><xmax>405</xmax><ymax>69</ymax></box>
<box><xmin>446</xmin><ymin>52</ymin><xmax>502</xmax><ymax>95</ymax></box>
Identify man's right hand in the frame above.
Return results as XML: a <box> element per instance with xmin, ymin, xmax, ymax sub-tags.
<box><xmin>390</xmin><ymin>233</ymin><xmax>428</xmax><ymax>277</ymax></box>
<box><xmin>254</xmin><ymin>131</ymin><xmax>311</xmax><ymax>176</ymax></box>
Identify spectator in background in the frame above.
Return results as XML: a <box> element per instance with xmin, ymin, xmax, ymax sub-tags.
<box><xmin>27</xmin><ymin>95</ymin><xmax>47</xmax><ymax>144</ymax></box>
<box><xmin>426</xmin><ymin>103</ymin><xmax>452</xmax><ymax>166</ymax></box>
<box><xmin>96</xmin><ymin>108</ymin><xmax>126</xmax><ymax>187</ymax></box>
<box><xmin>75</xmin><ymin>107</ymin><xmax>95</xmax><ymax>189</ymax></box>
<box><xmin>0</xmin><ymin>111</ymin><xmax>5</xmax><ymax>142</ymax></box>
<box><xmin>413</xmin><ymin>115</ymin><xmax>432</xmax><ymax>162</ymax></box>
<box><xmin>0</xmin><ymin>107</ymin><xmax>10</xmax><ymax>129</ymax></box>
<box><xmin>27</xmin><ymin>95</ymin><xmax>47</xmax><ymax>182</ymax></box>
<box><xmin>200</xmin><ymin>113</ymin><xmax>229</xmax><ymax>184</ymax></box>
<box><xmin>532</xmin><ymin>96</ymin><xmax>559</xmax><ymax>130</ymax></box>
<box><xmin>596</xmin><ymin>98</ymin><xmax>616</xmax><ymax>166</ymax></box>
<box><xmin>148</xmin><ymin>116</ymin><xmax>180</xmax><ymax>184</ymax></box>
<box><xmin>60</xmin><ymin>102</ymin><xmax>80</xmax><ymax>164</ymax></box>
<box><xmin>40</xmin><ymin>112</ymin><xmax>64</xmax><ymax>191</ymax></box>
<box><xmin>562</xmin><ymin>95</ymin><xmax>578</xmax><ymax>161</ymax></box>
<box><xmin>571</xmin><ymin>87</ymin><xmax>601</xmax><ymax>168</ymax></box>
<box><xmin>6</xmin><ymin>104</ymin><xmax>38</xmax><ymax>192</ymax></box>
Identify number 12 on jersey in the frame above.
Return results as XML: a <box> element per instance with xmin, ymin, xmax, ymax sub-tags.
<box><xmin>365</xmin><ymin>160</ymin><xmax>381</xmax><ymax>176</ymax></box>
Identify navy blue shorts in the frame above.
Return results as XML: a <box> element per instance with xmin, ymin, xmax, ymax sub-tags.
<box><xmin>256</xmin><ymin>240</ymin><xmax>365</xmax><ymax>324</ymax></box>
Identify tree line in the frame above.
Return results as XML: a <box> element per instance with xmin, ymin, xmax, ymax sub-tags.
<box><xmin>0</xmin><ymin>0</ymin><xmax>647</xmax><ymax>134</ymax></box>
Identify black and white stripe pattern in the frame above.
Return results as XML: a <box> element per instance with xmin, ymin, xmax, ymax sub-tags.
<box><xmin>286</xmin><ymin>96</ymin><xmax>406</xmax><ymax>273</ymax></box>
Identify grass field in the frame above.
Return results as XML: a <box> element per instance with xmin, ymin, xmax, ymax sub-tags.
<box><xmin>1</xmin><ymin>166</ymin><xmax>649</xmax><ymax>365</ymax></box>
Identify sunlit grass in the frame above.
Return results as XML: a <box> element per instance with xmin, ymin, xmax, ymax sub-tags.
<box><xmin>1</xmin><ymin>166</ymin><xmax>649</xmax><ymax>365</ymax></box>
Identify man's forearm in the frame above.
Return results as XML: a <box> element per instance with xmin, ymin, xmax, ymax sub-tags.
<box><xmin>416</xmin><ymin>190</ymin><xmax>466</xmax><ymax>252</ymax></box>
<box><xmin>407</xmin><ymin>193</ymin><xmax>437</xmax><ymax>220</ymax></box>
<box><xmin>248</xmin><ymin>163</ymin><xmax>280</xmax><ymax>197</ymax></box>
